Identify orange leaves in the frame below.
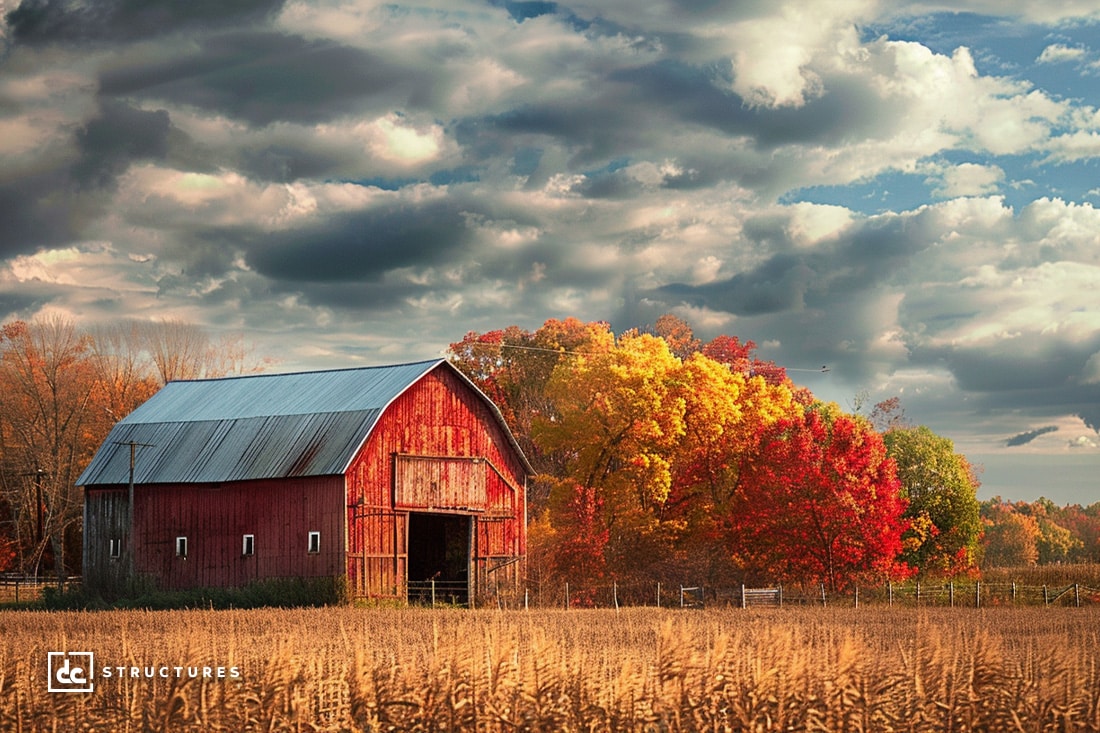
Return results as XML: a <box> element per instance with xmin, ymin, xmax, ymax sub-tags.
<box><xmin>536</xmin><ymin>332</ymin><xmax>685</xmax><ymax>511</ymax></box>
<box><xmin>449</xmin><ymin>315</ymin><xmax>958</xmax><ymax>588</ymax></box>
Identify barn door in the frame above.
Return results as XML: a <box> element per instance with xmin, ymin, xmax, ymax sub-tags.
<box><xmin>349</xmin><ymin>508</ymin><xmax>406</xmax><ymax>599</ymax></box>
<box><xmin>406</xmin><ymin>512</ymin><xmax>471</xmax><ymax>605</ymax></box>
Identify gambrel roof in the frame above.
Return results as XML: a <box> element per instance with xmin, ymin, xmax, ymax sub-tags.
<box><xmin>77</xmin><ymin>359</ymin><xmax>530</xmax><ymax>486</ymax></box>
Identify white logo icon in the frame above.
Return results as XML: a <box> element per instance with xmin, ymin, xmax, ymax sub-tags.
<box><xmin>48</xmin><ymin>652</ymin><xmax>95</xmax><ymax>693</ymax></box>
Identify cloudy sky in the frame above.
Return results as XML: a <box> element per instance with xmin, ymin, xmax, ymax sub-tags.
<box><xmin>2</xmin><ymin>0</ymin><xmax>1100</xmax><ymax>505</ymax></box>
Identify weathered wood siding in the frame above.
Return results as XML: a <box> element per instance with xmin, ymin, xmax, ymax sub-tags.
<box><xmin>346</xmin><ymin>366</ymin><xmax>526</xmax><ymax>600</ymax></box>
<box><xmin>82</xmin><ymin>487</ymin><xmax>130</xmax><ymax>592</ymax></box>
<box><xmin>127</xmin><ymin>476</ymin><xmax>345</xmax><ymax>590</ymax></box>
<box><xmin>395</xmin><ymin>455</ymin><xmax>487</xmax><ymax>511</ymax></box>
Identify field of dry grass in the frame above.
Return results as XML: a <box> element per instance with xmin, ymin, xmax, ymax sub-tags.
<box><xmin>1</xmin><ymin>605</ymin><xmax>1098</xmax><ymax>731</ymax></box>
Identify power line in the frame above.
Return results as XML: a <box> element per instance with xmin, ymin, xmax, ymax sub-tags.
<box><xmin>447</xmin><ymin>342</ymin><xmax>830</xmax><ymax>373</ymax></box>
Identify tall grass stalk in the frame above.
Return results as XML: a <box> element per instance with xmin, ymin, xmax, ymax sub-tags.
<box><xmin>1</xmin><ymin>606</ymin><xmax>1097</xmax><ymax>731</ymax></box>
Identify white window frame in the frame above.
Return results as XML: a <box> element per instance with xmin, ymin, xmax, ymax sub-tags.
<box><xmin>109</xmin><ymin>538</ymin><xmax>121</xmax><ymax>559</ymax></box>
<box><xmin>175</xmin><ymin>536</ymin><xmax>188</xmax><ymax>558</ymax></box>
<box><xmin>242</xmin><ymin>534</ymin><xmax>255</xmax><ymax>556</ymax></box>
<box><xmin>307</xmin><ymin>531</ymin><xmax>320</xmax><ymax>554</ymax></box>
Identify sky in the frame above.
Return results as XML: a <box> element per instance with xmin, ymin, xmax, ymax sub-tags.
<box><xmin>1</xmin><ymin>0</ymin><xmax>1099</xmax><ymax>506</ymax></box>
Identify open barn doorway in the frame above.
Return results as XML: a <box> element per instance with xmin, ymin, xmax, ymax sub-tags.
<box><xmin>407</xmin><ymin>512</ymin><xmax>471</xmax><ymax>605</ymax></box>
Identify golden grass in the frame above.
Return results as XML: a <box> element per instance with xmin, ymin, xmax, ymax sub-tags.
<box><xmin>1</xmin><ymin>606</ymin><xmax>1098</xmax><ymax>731</ymax></box>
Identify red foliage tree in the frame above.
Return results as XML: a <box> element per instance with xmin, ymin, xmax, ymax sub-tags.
<box><xmin>728</xmin><ymin>408</ymin><xmax>911</xmax><ymax>590</ymax></box>
<box><xmin>702</xmin><ymin>334</ymin><xmax>788</xmax><ymax>385</ymax></box>
<box><xmin>548</xmin><ymin>483</ymin><xmax>609</xmax><ymax>605</ymax></box>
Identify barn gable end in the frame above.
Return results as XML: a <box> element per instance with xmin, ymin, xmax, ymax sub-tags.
<box><xmin>345</xmin><ymin>366</ymin><xmax>527</xmax><ymax>602</ymax></box>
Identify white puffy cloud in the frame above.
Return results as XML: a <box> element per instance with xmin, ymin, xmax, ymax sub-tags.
<box><xmin>1036</xmin><ymin>43</ymin><xmax>1089</xmax><ymax>64</ymax></box>
<box><xmin>925</xmin><ymin>162</ymin><xmax>1005</xmax><ymax>197</ymax></box>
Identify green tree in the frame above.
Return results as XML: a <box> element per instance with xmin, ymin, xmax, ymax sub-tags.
<box><xmin>884</xmin><ymin>425</ymin><xmax>982</xmax><ymax>576</ymax></box>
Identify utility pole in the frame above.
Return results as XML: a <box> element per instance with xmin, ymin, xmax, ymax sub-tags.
<box><xmin>18</xmin><ymin>468</ymin><xmax>47</xmax><ymax>544</ymax></box>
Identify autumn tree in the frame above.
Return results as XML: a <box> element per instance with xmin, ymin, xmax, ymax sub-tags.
<box><xmin>533</xmin><ymin>332</ymin><xmax>687</xmax><ymax>583</ymax></box>
<box><xmin>0</xmin><ymin>316</ymin><xmax>268</xmax><ymax>580</ymax></box>
<box><xmin>1045</xmin><ymin>501</ymin><xmax>1100</xmax><ymax>563</ymax></box>
<box><xmin>86</xmin><ymin>321</ymin><xmax>160</xmax><ymax>422</ymax></box>
<box><xmin>447</xmin><ymin>318</ymin><xmax>615</xmax><ymax>517</ymax></box>
<box><xmin>980</xmin><ymin>499</ymin><xmax>1040</xmax><ymax>567</ymax></box>
<box><xmin>138</xmin><ymin>318</ymin><xmax>267</xmax><ymax>386</ymax></box>
<box><xmin>0</xmin><ymin>317</ymin><xmax>101</xmax><ymax>578</ymax></box>
<box><xmin>701</xmin><ymin>334</ymin><xmax>789</xmax><ymax>385</ymax></box>
<box><xmin>1013</xmin><ymin>498</ymin><xmax>1084</xmax><ymax>565</ymax></box>
<box><xmin>728</xmin><ymin>406</ymin><xmax>911</xmax><ymax>590</ymax></box>
<box><xmin>869</xmin><ymin>396</ymin><xmax>909</xmax><ymax>432</ymax></box>
<box><xmin>651</xmin><ymin>314</ymin><xmax>700</xmax><ymax>360</ymax></box>
<box><xmin>884</xmin><ymin>425</ymin><xmax>982</xmax><ymax>576</ymax></box>
<box><xmin>664</xmin><ymin>353</ymin><xmax>796</xmax><ymax>586</ymax></box>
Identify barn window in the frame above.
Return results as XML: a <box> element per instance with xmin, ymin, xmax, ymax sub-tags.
<box><xmin>108</xmin><ymin>538</ymin><xmax>121</xmax><ymax>559</ymax></box>
<box><xmin>307</xmin><ymin>531</ymin><xmax>320</xmax><ymax>554</ymax></box>
<box><xmin>242</xmin><ymin>534</ymin><xmax>255</xmax><ymax>556</ymax></box>
<box><xmin>175</xmin><ymin>536</ymin><xmax>188</xmax><ymax>558</ymax></box>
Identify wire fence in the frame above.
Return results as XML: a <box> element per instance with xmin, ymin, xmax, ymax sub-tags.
<box><xmin>4</xmin><ymin>573</ymin><xmax>1097</xmax><ymax>610</ymax></box>
<box><xmin>0</xmin><ymin>574</ymin><xmax>81</xmax><ymax>605</ymax></box>
<box><xmin>506</xmin><ymin>578</ymin><xmax>1100</xmax><ymax>610</ymax></box>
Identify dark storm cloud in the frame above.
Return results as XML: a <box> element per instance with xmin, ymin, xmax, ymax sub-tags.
<box><xmin>237</xmin><ymin>145</ymin><xmax>346</xmax><ymax>184</ymax></box>
<box><xmin>459</xmin><ymin>60</ymin><xmax>894</xmax><ymax>196</ymax></box>
<box><xmin>657</xmin><ymin>254</ymin><xmax>814</xmax><ymax>315</ymax></box>
<box><xmin>0</xmin><ymin>287</ymin><xmax>48</xmax><ymax>318</ymax></box>
<box><xmin>608</xmin><ymin>62</ymin><xmax>890</xmax><ymax>149</ymax></box>
<box><xmin>469</xmin><ymin>99</ymin><xmax>645</xmax><ymax>168</ymax></box>
<box><xmin>1006</xmin><ymin>425</ymin><xmax>1059</xmax><ymax>446</ymax></box>
<box><xmin>5</xmin><ymin>0</ymin><xmax>286</xmax><ymax>45</ymax></box>
<box><xmin>1</xmin><ymin>100</ymin><xmax>181</xmax><ymax>258</ymax></box>
<box><xmin>280</xmin><ymin>278</ymin><xmax>433</xmax><ymax>312</ymax></box>
<box><xmin>1079</xmin><ymin>409</ymin><xmax>1100</xmax><ymax>434</ymax></box>
<box><xmin>0</xmin><ymin>169</ymin><xmax>97</xmax><ymax>258</ymax></box>
<box><xmin>99</xmin><ymin>32</ymin><xmax>413</xmax><ymax>127</ymax></box>
<box><xmin>911</xmin><ymin>339</ymin><xmax>1091</xmax><ymax>394</ymax></box>
<box><xmin>239</xmin><ymin>199</ymin><xmax>479</xmax><ymax>284</ymax></box>
<box><xmin>71</xmin><ymin>100</ymin><xmax>170</xmax><ymax>189</ymax></box>
<box><xmin>905</xmin><ymin>334</ymin><xmax>1100</xmax><ymax>440</ymax></box>
<box><xmin>652</xmin><ymin>208</ymin><xmax>934</xmax><ymax>317</ymax></box>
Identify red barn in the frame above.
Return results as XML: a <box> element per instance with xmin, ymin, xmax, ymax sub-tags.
<box><xmin>78</xmin><ymin>359</ymin><xmax>530</xmax><ymax>605</ymax></box>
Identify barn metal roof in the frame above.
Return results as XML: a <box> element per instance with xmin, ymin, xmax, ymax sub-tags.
<box><xmin>77</xmin><ymin>359</ymin><xmax>528</xmax><ymax>486</ymax></box>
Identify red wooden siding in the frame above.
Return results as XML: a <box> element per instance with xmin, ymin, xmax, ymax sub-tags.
<box><xmin>346</xmin><ymin>367</ymin><xmax>526</xmax><ymax>600</ymax></box>
<box><xmin>129</xmin><ymin>476</ymin><xmax>345</xmax><ymax>590</ymax></box>
<box><xmin>395</xmin><ymin>455</ymin><xmax>487</xmax><ymax>511</ymax></box>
